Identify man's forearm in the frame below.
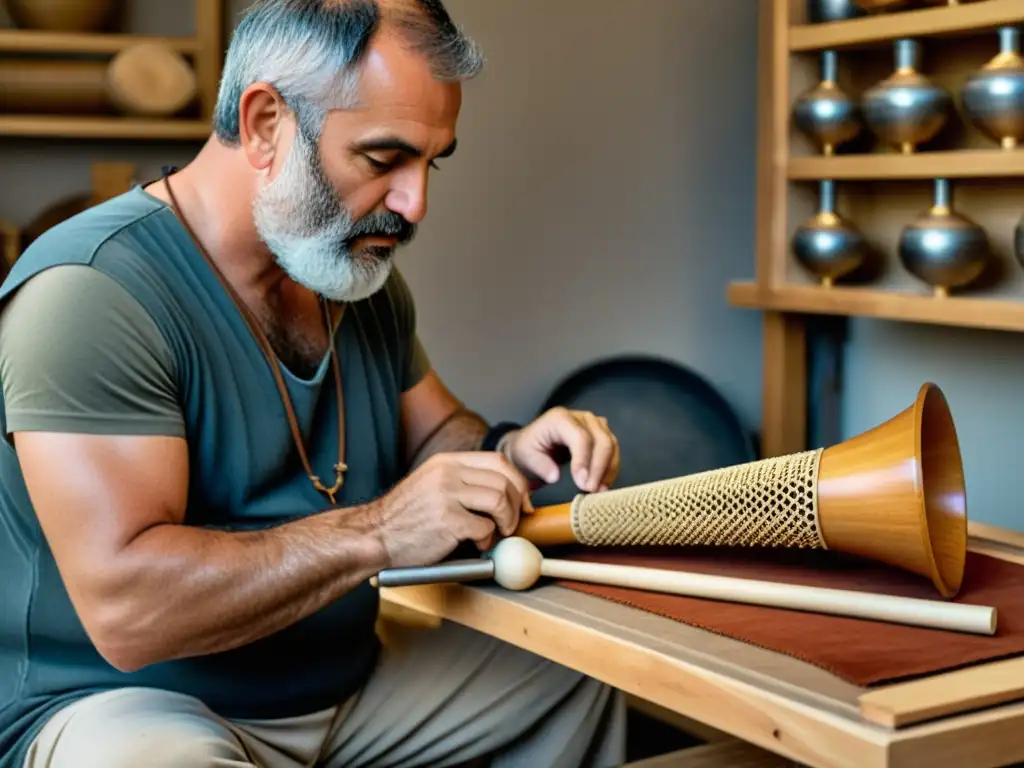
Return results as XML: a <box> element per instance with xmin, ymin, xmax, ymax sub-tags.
<box><xmin>407</xmin><ymin>407</ymin><xmax>490</xmax><ymax>469</ymax></box>
<box><xmin>94</xmin><ymin>502</ymin><xmax>387</xmax><ymax>671</ymax></box>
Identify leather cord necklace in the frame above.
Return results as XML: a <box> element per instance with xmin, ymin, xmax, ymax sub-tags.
<box><xmin>162</xmin><ymin>174</ymin><xmax>348</xmax><ymax>505</ymax></box>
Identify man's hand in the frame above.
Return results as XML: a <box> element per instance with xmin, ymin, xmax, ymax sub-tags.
<box><xmin>376</xmin><ymin>451</ymin><xmax>532</xmax><ymax>566</ymax></box>
<box><xmin>500</xmin><ymin>407</ymin><xmax>620</xmax><ymax>494</ymax></box>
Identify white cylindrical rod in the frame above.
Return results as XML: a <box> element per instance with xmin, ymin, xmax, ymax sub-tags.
<box><xmin>539</xmin><ymin>558</ymin><xmax>997</xmax><ymax>636</ymax></box>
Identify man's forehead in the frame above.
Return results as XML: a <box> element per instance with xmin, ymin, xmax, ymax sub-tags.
<box><xmin>340</xmin><ymin>29</ymin><xmax>461</xmax><ymax>121</ymax></box>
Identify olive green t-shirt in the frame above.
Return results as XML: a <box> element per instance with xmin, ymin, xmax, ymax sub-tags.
<box><xmin>0</xmin><ymin>185</ymin><xmax>430</xmax><ymax>767</ymax></box>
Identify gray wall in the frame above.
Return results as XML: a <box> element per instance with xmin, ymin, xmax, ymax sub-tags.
<box><xmin>1</xmin><ymin>0</ymin><xmax>1018</xmax><ymax>532</ymax></box>
<box><xmin>397</xmin><ymin>0</ymin><xmax>764</xmax><ymax>427</ymax></box>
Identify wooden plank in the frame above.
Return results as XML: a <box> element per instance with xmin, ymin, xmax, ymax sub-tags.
<box><xmin>856</xmin><ymin>525</ymin><xmax>1024</xmax><ymax>730</ymax></box>
<box><xmin>194</xmin><ymin>0</ymin><xmax>224</xmax><ymax>123</ymax></box>
<box><xmin>886</xmin><ymin>699</ymin><xmax>1024</xmax><ymax>768</ymax></box>
<box><xmin>378</xmin><ymin>579</ymin><xmax>1024</xmax><ymax>768</ymax></box>
<box><xmin>0</xmin><ymin>115</ymin><xmax>209</xmax><ymax>140</ymax></box>
<box><xmin>760</xmin><ymin>312</ymin><xmax>807</xmax><ymax>457</ymax></box>
<box><xmin>859</xmin><ymin>657</ymin><xmax>1024</xmax><ymax>728</ymax></box>
<box><xmin>754</xmin><ymin>1</ymin><xmax>809</xmax><ymax>461</ymax></box>
<box><xmin>0</xmin><ymin>30</ymin><xmax>199</xmax><ymax>55</ymax></box>
<box><xmin>969</xmin><ymin>522</ymin><xmax>1024</xmax><ymax>551</ymax></box>
<box><xmin>377</xmin><ymin>525</ymin><xmax>1024</xmax><ymax>767</ymax></box>
<box><xmin>727</xmin><ymin>282</ymin><xmax>1024</xmax><ymax>334</ymax></box>
<box><xmin>380</xmin><ymin>583</ymin><xmax>888</xmax><ymax>768</ymax></box>
<box><xmin>788</xmin><ymin>150</ymin><xmax>1024</xmax><ymax>180</ymax></box>
<box><xmin>789</xmin><ymin>0</ymin><xmax>1024</xmax><ymax>51</ymax></box>
<box><xmin>623</xmin><ymin>740</ymin><xmax>800</xmax><ymax>767</ymax></box>
<box><xmin>764</xmin><ymin>0</ymin><xmax>789</xmax><ymax>288</ymax></box>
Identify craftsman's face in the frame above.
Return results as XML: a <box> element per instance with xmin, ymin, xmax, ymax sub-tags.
<box><xmin>253</xmin><ymin>29</ymin><xmax>462</xmax><ymax>303</ymax></box>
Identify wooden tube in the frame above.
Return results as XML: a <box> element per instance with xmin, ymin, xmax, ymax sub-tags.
<box><xmin>515</xmin><ymin>503</ymin><xmax>576</xmax><ymax>546</ymax></box>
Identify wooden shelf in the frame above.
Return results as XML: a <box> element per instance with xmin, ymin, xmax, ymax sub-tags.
<box><xmin>790</xmin><ymin>0</ymin><xmax>1024</xmax><ymax>51</ymax></box>
<box><xmin>789</xmin><ymin>149</ymin><xmax>1024</xmax><ymax>180</ymax></box>
<box><xmin>0</xmin><ymin>29</ymin><xmax>199</xmax><ymax>55</ymax></box>
<box><xmin>727</xmin><ymin>281</ymin><xmax>1024</xmax><ymax>333</ymax></box>
<box><xmin>0</xmin><ymin>0</ymin><xmax>221</xmax><ymax>141</ymax></box>
<box><xmin>0</xmin><ymin>115</ymin><xmax>210</xmax><ymax>140</ymax></box>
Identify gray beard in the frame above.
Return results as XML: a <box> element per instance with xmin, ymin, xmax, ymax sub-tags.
<box><xmin>252</xmin><ymin>125</ymin><xmax>395</xmax><ymax>305</ymax></box>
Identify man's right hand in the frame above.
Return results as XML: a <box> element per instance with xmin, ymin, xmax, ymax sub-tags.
<box><xmin>374</xmin><ymin>451</ymin><xmax>533</xmax><ymax>568</ymax></box>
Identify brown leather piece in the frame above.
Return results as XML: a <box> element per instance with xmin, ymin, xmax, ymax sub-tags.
<box><xmin>553</xmin><ymin>546</ymin><xmax>1024</xmax><ymax>687</ymax></box>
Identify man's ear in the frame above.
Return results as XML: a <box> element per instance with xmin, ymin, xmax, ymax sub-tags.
<box><xmin>237</xmin><ymin>82</ymin><xmax>290</xmax><ymax>172</ymax></box>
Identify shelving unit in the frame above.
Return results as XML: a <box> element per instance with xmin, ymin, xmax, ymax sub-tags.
<box><xmin>788</xmin><ymin>149</ymin><xmax>1024</xmax><ymax>179</ymax></box>
<box><xmin>729</xmin><ymin>0</ymin><xmax>1024</xmax><ymax>457</ymax></box>
<box><xmin>789</xmin><ymin>0</ymin><xmax>1024</xmax><ymax>50</ymax></box>
<box><xmin>0</xmin><ymin>115</ymin><xmax>211</xmax><ymax>140</ymax></box>
<box><xmin>0</xmin><ymin>29</ymin><xmax>200</xmax><ymax>55</ymax></box>
<box><xmin>0</xmin><ymin>0</ymin><xmax>223</xmax><ymax>140</ymax></box>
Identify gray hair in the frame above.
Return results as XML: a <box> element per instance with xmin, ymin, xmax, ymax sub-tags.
<box><xmin>213</xmin><ymin>0</ymin><xmax>483</xmax><ymax>145</ymax></box>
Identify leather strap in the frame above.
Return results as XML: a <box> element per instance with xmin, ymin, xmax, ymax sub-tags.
<box><xmin>161</xmin><ymin>172</ymin><xmax>348</xmax><ymax>504</ymax></box>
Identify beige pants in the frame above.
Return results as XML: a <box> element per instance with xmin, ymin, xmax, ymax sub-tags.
<box><xmin>23</xmin><ymin>619</ymin><xmax>626</xmax><ymax>768</ymax></box>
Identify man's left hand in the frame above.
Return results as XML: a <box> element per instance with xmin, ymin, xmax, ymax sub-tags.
<box><xmin>500</xmin><ymin>407</ymin><xmax>620</xmax><ymax>494</ymax></box>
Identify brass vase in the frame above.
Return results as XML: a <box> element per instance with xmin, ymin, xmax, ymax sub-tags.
<box><xmin>792</xmin><ymin>179</ymin><xmax>867</xmax><ymax>288</ymax></box>
<box><xmin>807</xmin><ymin>0</ymin><xmax>864</xmax><ymax>22</ymax></box>
<box><xmin>962</xmin><ymin>27</ymin><xmax>1024</xmax><ymax>150</ymax></box>
<box><xmin>862</xmin><ymin>38</ymin><xmax>953</xmax><ymax>154</ymax></box>
<box><xmin>793</xmin><ymin>50</ymin><xmax>861</xmax><ymax>155</ymax></box>
<box><xmin>898</xmin><ymin>179</ymin><xmax>990</xmax><ymax>298</ymax></box>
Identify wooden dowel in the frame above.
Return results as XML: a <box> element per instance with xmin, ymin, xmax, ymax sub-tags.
<box><xmin>536</xmin><ymin>558</ymin><xmax>996</xmax><ymax>636</ymax></box>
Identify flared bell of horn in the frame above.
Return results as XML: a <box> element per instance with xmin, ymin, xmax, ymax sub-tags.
<box><xmin>515</xmin><ymin>383</ymin><xmax>967</xmax><ymax>598</ymax></box>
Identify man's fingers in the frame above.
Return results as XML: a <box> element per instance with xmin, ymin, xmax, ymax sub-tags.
<box><xmin>556</xmin><ymin>412</ymin><xmax>595</xmax><ymax>490</ymax></box>
<box><xmin>582</xmin><ymin>413</ymin><xmax>617</xmax><ymax>493</ymax></box>
<box><xmin>454</xmin><ymin>468</ymin><xmax>524</xmax><ymax>536</ymax></box>
<box><xmin>447</xmin><ymin>451</ymin><xmax>533</xmax><ymax>512</ymax></box>
<box><xmin>602</xmin><ymin>432</ymin><xmax>621</xmax><ymax>490</ymax></box>
<box><xmin>457</xmin><ymin>511</ymin><xmax>497</xmax><ymax>550</ymax></box>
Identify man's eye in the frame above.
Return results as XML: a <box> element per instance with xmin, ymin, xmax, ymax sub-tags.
<box><xmin>365</xmin><ymin>156</ymin><xmax>393</xmax><ymax>173</ymax></box>
<box><xmin>364</xmin><ymin>155</ymin><xmax>441</xmax><ymax>173</ymax></box>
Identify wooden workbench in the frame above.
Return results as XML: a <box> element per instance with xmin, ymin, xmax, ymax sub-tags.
<box><xmin>379</xmin><ymin>522</ymin><xmax>1024</xmax><ymax>768</ymax></box>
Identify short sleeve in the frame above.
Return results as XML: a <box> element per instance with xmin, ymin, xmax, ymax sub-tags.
<box><xmin>405</xmin><ymin>333</ymin><xmax>430</xmax><ymax>391</ymax></box>
<box><xmin>0</xmin><ymin>264</ymin><xmax>185</xmax><ymax>437</ymax></box>
<box><xmin>383</xmin><ymin>268</ymin><xmax>431</xmax><ymax>392</ymax></box>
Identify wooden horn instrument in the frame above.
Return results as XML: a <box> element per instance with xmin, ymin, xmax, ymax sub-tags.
<box><xmin>515</xmin><ymin>382</ymin><xmax>968</xmax><ymax>598</ymax></box>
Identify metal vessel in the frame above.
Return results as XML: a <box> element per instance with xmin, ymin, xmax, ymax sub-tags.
<box><xmin>793</xmin><ymin>50</ymin><xmax>861</xmax><ymax>155</ymax></box>
<box><xmin>807</xmin><ymin>0</ymin><xmax>863</xmax><ymax>22</ymax></box>
<box><xmin>862</xmin><ymin>38</ymin><xmax>953</xmax><ymax>154</ymax></box>
<box><xmin>792</xmin><ymin>179</ymin><xmax>867</xmax><ymax>287</ymax></box>
<box><xmin>962</xmin><ymin>27</ymin><xmax>1024</xmax><ymax>150</ymax></box>
<box><xmin>898</xmin><ymin>179</ymin><xmax>990</xmax><ymax>297</ymax></box>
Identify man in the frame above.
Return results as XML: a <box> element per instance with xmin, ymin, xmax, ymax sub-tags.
<box><xmin>0</xmin><ymin>1</ymin><xmax>627</xmax><ymax>766</ymax></box>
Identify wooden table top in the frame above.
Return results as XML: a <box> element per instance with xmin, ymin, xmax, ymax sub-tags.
<box><xmin>379</xmin><ymin>522</ymin><xmax>1024</xmax><ymax>768</ymax></box>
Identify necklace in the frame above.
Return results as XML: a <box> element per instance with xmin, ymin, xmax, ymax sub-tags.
<box><xmin>162</xmin><ymin>174</ymin><xmax>348</xmax><ymax>505</ymax></box>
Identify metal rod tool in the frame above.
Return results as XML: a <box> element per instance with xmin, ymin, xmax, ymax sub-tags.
<box><xmin>371</xmin><ymin>558</ymin><xmax>495</xmax><ymax>588</ymax></box>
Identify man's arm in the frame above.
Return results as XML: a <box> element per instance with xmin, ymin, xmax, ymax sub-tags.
<box><xmin>2</xmin><ymin>266</ymin><xmax>389</xmax><ymax>672</ymax></box>
<box><xmin>400</xmin><ymin>369</ymin><xmax>491</xmax><ymax>469</ymax></box>
<box><xmin>16</xmin><ymin>430</ymin><xmax>387</xmax><ymax>672</ymax></box>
